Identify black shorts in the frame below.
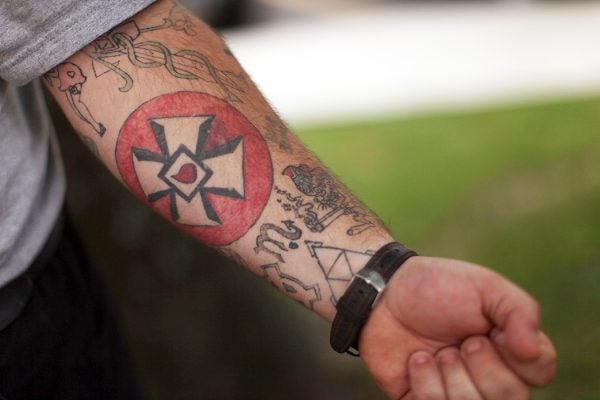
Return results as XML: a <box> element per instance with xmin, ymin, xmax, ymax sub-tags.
<box><xmin>0</xmin><ymin>213</ymin><xmax>143</xmax><ymax>400</ymax></box>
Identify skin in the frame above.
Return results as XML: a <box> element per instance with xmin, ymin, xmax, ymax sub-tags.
<box><xmin>361</xmin><ymin>257</ymin><xmax>556</xmax><ymax>398</ymax></box>
<box><xmin>43</xmin><ymin>1</ymin><xmax>556</xmax><ymax>398</ymax></box>
<box><xmin>45</xmin><ymin>63</ymin><xmax>105</xmax><ymax>135</ymax></box>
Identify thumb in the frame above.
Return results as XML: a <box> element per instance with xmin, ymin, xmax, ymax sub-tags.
<box><xmin>478</xmin><ymin>271</ymin><xmax>541</xmax><ymax>360</ymax></box>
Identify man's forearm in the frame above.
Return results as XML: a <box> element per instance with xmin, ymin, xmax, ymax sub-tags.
<box><xmin>43</xmin><ymin>3</ymin><xmax>559</xmax><ymax>397</ymax></box>
<box><xmin>44</xmin><ymin>0</ymin><xmax>394</xmax><ymax>321</ymax></box>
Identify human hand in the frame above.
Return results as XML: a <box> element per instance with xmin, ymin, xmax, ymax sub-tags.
<box><xmin>358</xmin><ymin>256</ymin><xmax>556</xmax><ymax>399</ymax></box>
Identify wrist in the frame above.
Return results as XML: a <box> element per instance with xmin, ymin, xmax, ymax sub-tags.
<box><xmin>330</xmin><ymin>241</ymin><xmax>418</xmax><ymax>355</ymax></box>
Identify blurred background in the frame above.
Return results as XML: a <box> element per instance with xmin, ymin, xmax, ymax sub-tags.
<box><xmin>50</xmin><ymin>0</ymin><xmax>600</xmax><ymax>399</ymax></box>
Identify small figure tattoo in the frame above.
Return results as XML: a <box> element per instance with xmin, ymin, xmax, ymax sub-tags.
<box><xmin>44</xmin><ymin>63</ymin><xmax>106</xmax><ymax>137</ymax></box>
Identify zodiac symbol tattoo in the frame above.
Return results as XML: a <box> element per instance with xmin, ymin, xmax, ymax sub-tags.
<box><xmin>254</xmin><ymin>220</ymin><xmax>303</xmax><ymax>262</ymax></box>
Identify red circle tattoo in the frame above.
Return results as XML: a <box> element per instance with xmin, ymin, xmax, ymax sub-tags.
<box><xmin>116</xmin><ymin>92</ymin><xmax>273</xmax><ymax>246</ymax></box>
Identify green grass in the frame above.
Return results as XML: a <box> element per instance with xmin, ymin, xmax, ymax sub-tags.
<box><xmin>295</xmin><ymin>97</ymin><xmax>600</xmax><ymax>399</ymax></box>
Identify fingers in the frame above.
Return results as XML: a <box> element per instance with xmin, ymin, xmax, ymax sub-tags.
<box><xmin>460</xmin><ymin>336</ymin><xmax>530</xmax><ymax>400</ymax></box>
<box><xmin>436</xmin><ymin>348</ymin><xmax>482</xmax><ymax>400</ymax></box>
<box><xmin>492</xmin><ymin>329</ymin><xmax>557</xmax><ymax>387</ymax></box>
<box><xmin>408</xmin><ymin>351</ymin><xmax>445</xmax><ymax>400</ymax></box>
<box><xmin>478</xmin><ymin>271</ymin><xmax>542</xmax><ymax>360</ymax></box>
<box><xmin>408</xmin><ymin>339</ymin><xmax>529</xmax><ymax>400</ymax></box>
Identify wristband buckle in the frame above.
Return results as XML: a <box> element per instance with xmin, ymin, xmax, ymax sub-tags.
<box><xmin>352</xmin><ymin>268</ymin><xmax>386</xmax><ymax>307</ymax></box>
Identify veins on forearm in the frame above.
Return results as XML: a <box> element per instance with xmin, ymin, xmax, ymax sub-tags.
<box><xmin>84</xmin><ymin>4</ymin><xmax>247</xmax><ymax>100</ymax></box>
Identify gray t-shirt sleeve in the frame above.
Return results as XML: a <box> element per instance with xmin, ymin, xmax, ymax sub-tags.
<box><xmin>0</xmin><ymin>0</ymin><xmax>156</xmax><ymax>86</ymax></box>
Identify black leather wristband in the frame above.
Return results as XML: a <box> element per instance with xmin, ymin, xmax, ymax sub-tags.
<box><xmin>330</xmin><ymin>241</ymin><xmax>417</xmax><ymax>355</ymax></box>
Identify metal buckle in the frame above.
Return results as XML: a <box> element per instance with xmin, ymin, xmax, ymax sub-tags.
<box><xmin>353</xmin><ymin>268</ymin><xmax>386</xmax><ymax>307</ymax></box>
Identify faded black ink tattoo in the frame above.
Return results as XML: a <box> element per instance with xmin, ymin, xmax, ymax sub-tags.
<box><xmin>138</xmin><ymin>4</ymin><xmax>197</xmax><ymax>35</ymax></box>
<box><xmin>262</xmin><ymin>263</ymin><xmax>322</xmax><ymax>310</ymax></box>
<box><xmin>86</xmin><ymin>5</ymin><xmax>247</xmax><ymax>101</ymax></box>
<box><xmin>275</xmin><ymin>186</ymin><xmax>326</xmax><ymax>233</ymax></box>
<box><xmin>264</xmin><ymin>115</ymin><xmax>293</xmax><ymax>154</ymax></box>
<box><xmin>254</xmin><ymin>220</ymin><xmax>302</xmax><ymax>262</ymax></box>
<box><xmin>306</xmin><ymin>241</ymin><xmax>374</xmax><ymax>305</ymax></box>
<box><xmin>276</xmin><ymin>164</ymin><xmax>375</xmax><ymax>236</ymax></box>
<box><xmin>44</xmin><ymin>63</ymin><xmax>106</xmax><ymax>137</ymax></box>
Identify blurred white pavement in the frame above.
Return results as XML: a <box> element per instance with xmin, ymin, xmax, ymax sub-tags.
<box><xmin>223</xmin><ymin>1</ymin><xmax>600</xmax><ymax>125</ymax></box>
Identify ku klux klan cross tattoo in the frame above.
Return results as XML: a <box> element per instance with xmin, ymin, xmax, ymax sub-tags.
<box><xmin>132</xmin><ymin>115</ymin><xmax>244</xmax><ymax>226</ymax></box>
<box><xmin>116</xmin><ymin>92</ymin><xmax>272</xmax><ymax>246</ymax></box>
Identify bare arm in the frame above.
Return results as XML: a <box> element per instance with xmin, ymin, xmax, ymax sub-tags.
<box><xmin>44</xmin><ymin>0</ymin><xmax>394</xmax><ymax>322</ymax></box>
<box><xmin>44</xmin><ymin>1</ymin><xmax>556</xmax><ymax>398</ymax></box>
